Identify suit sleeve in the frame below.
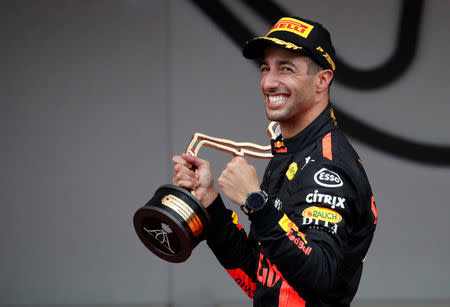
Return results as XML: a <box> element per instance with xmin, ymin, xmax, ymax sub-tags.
<box><xmin>205</xmin><ymin>194</ymin><xmax>259</xmax><ymax>299</ymax></box>
<box><xmin>248</xmin><ymin>161</ymin><xmax>362</xmax><ymax>298</ymax></box>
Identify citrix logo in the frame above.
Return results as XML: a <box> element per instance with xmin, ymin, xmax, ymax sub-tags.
<box><xmin>306</xmin><ymin>190</ymin><xmax>346</xmax><ymax>209</ymax></box>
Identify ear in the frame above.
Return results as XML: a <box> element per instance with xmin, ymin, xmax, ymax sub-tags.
<box><xmin>315</xmin><ymin>69</ymin><xmax>333</xmax><ymax>93</ymax></box>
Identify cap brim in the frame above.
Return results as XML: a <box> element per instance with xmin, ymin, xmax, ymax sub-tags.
<box><xmin>242</xmin><ymin>37</ymin><xmax>306</xmax><ymax>59</ymax></box>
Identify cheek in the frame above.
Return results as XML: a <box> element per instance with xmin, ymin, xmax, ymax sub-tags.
<box><xmin>294</xmin><ymin>78</ymin><xmax>313</xmax><ymax>95</ymax></box>
<box><xmin>259</xmin><ymin>76</ymin><xmax>266</xmax><ymax>91</ymax></box>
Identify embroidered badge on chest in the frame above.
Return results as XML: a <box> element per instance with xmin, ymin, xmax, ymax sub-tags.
<box><xmin>286</xmin><ymin>162</ymin><xmax>298</xmax><ymax>180</ymax></box>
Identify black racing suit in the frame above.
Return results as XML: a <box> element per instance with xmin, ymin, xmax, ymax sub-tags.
<box><xmin>206</xmin><ymin>105</ymin><xmax>377</xmax><ymax>306</ymax></box>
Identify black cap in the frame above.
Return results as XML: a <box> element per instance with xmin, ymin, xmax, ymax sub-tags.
<box><xmin>243</xmin><ymin>17</ymin><xmax>336</xmax><ymax>71</ymax></box>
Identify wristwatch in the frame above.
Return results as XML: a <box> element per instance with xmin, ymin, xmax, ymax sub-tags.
<box><xmin>241</xmin><ymin>190</ymin><xmax>268</xmax><ymax>215</ymax></box>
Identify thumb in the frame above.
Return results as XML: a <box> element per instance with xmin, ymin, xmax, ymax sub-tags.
<box><xmin>181</xmin><ymin>153</ymin><xmax>206</xmax><ymax>169</ymax></box>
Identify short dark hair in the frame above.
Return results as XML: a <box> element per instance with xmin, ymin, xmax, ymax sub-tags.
<box><xmin>304</xmin><ymin>55</ymin><xmax>333</xmax><ymax>91</ymax></box>
<box><xmin>304</xmin><ymin>56</ymin><xmax>324</xmax><ymax>76</ymax></box>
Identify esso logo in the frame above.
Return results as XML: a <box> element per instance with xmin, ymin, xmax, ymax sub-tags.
<box><xmin>314</xmin><ymin>168</ymin><xmax>343</xmax><ymax>188</ymax></box>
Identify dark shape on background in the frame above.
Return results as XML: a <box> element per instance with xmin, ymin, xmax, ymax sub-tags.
<box><xmin>241</xmin><ymin>0</ymin><xmax>424</xmax><ymax>90</ymax></box>
<box><xmin>191</xmin><ymin>0</ymin><xmax>450</xmax><ymax>165</ymax></box>
<box><xmin>333</xmin><ymin>107</ymin><xmax>450</xmax><ymax>166</ymax></box>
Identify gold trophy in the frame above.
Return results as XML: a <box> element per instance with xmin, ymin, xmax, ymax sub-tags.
<box><xmin>133</xmin><ymin>122</ymin><xmax>279</xmax><ymax>263</ymax></box>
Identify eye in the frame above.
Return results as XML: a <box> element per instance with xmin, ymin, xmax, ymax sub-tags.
<box><xmin>281</xmin><ymin>66</ymin><xmax>293</xmax><ymax>72</ymax></box>
<box><xmin>260</xmin><ymin>66</ymin><xmax>270</xmax><ymax>72</ymax></box>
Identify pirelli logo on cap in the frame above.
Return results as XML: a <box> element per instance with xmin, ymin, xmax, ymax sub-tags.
<box><xmin>266</xmin><ymin>17</ymin><xmax>314</xmax><ymax>39</ymax></box>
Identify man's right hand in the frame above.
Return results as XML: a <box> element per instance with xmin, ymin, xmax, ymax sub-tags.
<box><xmin>172</xmin><ymin>153</ymin><xmax>218</xmax><ymax>207</ymax></box>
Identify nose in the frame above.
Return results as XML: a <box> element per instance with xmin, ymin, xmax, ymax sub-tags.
<box><xmin>261</xmin><ymin>70</ymin><xmax>280</xmax><ymax>92</ymax></box>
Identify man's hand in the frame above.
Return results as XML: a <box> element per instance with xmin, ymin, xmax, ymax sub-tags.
<box><xmin>172</xmin><ymin>153</ymin><xmax>218</xmax><ymax>207</ymax></box>
<box><xmin>218</xmin><ymin>156</ymin><xmax>260</xmax><ymax>206</ymax></box>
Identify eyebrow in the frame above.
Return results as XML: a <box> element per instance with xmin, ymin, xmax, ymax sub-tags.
<box><xmin>260</xmin><ymin>60</ymin><xmax>297</xmax><ymax>67</ymax></box>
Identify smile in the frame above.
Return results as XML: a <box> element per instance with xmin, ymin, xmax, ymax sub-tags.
<box><xmin>268</xmin><ymin>95</ymin><xmax>288</xmax><ymax>105</ymax></box>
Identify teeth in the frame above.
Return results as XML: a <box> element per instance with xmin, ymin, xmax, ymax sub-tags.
<box><xmin>268</xmin><ymin>96</ymin><xmax>287</xmax><ymax>105</ymax></box>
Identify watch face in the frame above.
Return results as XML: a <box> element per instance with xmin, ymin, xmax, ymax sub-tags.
<box><xmin>247</xmin><ymin>192</ymin><xmax>266</xmax><ymax>211</ymax></box>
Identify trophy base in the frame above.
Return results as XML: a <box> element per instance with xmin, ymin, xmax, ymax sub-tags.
<box><xmin>133</xmin><ymin>184</ymin><xmax>210</xmax><ymax>263</ymax></box>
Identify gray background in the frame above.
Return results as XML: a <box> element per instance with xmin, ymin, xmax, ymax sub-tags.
<box><xmin>1</xmin><ymin>0</ymin><xmax>449</xmax><ymax>306</ymax></box>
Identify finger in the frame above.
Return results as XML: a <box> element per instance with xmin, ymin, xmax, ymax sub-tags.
<box><xmin>217</xmin><ymin>172</ymin><xmax>224</xmax><ymax>186</ymax></box>
<box><xmin>233</xmin><ymin>156</ymin><xmax>246</xmax><ymax>164</ymax></box>
<box><xmin>218</xmin><ymin>170</ymin><xmax>231</xmax><ymax>187</ymax></box>
<box><xmin>172</xmin><ymin>155</ymin><xmax>193</xmax><ymax>169</ymax></box>
<box><xmin>225</xmin><ymin>160</ymin><xmax>235</xmax><ymax>172</ymax></box>
<box><xmin>173</xmin><ymin>178</ymin><xmax>196</xmax><ymax>190</ymax></box>
<box><xmin>180</xmin><ymin>153</ymin><xmax>197</xmax><ymax>165</ymax></box>
<box><xmin>174</xmin><ymin>163</ymin><xmax>196</xmax><ymax>179</ymax></box>
<box><xmin>182</xmin><ymin>154</ymin><xmax>213</xmax><ymax>173</ymax></box>
<box><xmin>173</xmin><ymin>169</ymin><xmax>197</xmax><ymax>187</ymax></box>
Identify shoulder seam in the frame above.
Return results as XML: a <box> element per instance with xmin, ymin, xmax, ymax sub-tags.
<box><xmin>322</xmin><ymin>132</ymin><xmax>333</xmax><ymax>160</ymax></box>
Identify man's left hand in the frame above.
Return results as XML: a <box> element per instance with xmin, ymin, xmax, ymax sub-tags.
<box><xmin>218</xmin><ymin>156</ymin><xmax>260</xmax><ymax>206</ymax></box>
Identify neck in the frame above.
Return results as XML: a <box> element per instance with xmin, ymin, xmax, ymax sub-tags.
<box><xmin>280</xmin><ymin>100</ymin><xmax>328</xmax><ymax>139</ymax></box>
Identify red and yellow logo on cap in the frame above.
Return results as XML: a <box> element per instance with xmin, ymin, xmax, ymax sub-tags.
<box><xmin>266</xmin><ymin>17</ymin><xmax>314</xmax><ymax>39</ymax></box>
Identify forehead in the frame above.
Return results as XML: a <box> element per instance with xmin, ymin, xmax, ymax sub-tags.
<box><xmin>262</xmin><ymin>45</ymin><xmax>308</xmax><ymax>65</ymax></box>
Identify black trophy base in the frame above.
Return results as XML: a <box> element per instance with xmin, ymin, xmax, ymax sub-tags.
<box><xmin>133</xmin><ymin>184</ymin><xmax>210</xmax><ymax>263</ymax></box>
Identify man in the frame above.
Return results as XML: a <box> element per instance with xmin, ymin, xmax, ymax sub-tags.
<box><xmin>172</xmin><ymin>16</ymin><xmax>377</xmax><ymax>306</ymax></box>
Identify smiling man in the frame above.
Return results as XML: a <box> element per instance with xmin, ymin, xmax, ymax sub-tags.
<box><xmin>172</xmin><ymin>16</ymin><xmax>377</xmax><ymax>306</ymax></box>
<box><xmin>259</xmin><ymin>45</ymin><xmax>332</xmax><ymax>139</ymax></box>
